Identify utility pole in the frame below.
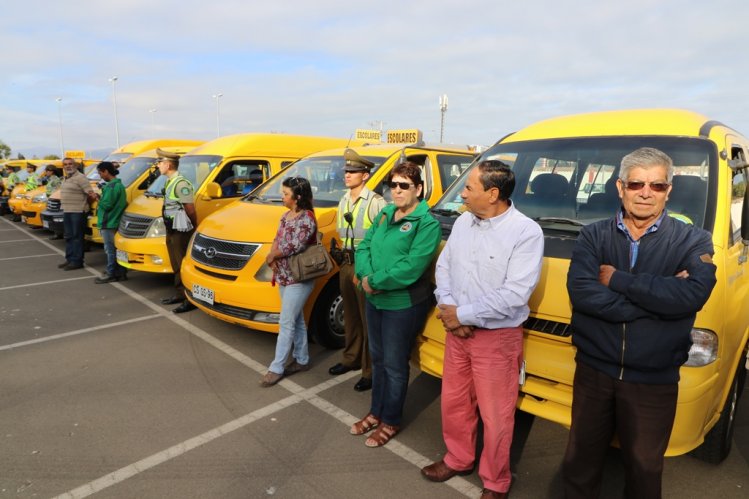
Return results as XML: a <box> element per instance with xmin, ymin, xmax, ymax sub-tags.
<box><xmin>439</xmin><ymin>94</ymin><xmax>448</xmax><ymax>143</ymax></box>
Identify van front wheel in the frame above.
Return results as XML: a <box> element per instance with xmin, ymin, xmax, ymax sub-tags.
<box><xmin>690</xmin><ymin>356</ymin><xmax>747</xmax><ymax>464</ymax></box>
<box><xmin>311</xmin><ymin>279</ymin><xmax>345</xmax><ymax>349</ymax></box>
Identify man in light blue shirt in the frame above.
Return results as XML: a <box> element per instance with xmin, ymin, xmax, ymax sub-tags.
<box><xmin>421</xmin><ymin>161</ymin><xmax>544</xmax><ymax>499</ymax></box>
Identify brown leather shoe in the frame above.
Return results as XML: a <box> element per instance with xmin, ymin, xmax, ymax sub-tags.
<box><xmin>480</xmin><ymin>488</ymin><xmax>508</xmax><ymax>498</ymax></box>
<box><xmin>420</xmin><ymin>460</ymin><xmax>471</xmax><ymax>482</ymax></box>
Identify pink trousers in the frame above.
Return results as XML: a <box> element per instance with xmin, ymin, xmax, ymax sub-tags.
<box><xmin>441</xmin><ymin>326</ymin><xmax>523</xmax><ymax>492</ymax></box>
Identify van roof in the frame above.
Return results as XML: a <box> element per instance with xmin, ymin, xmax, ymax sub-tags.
<box><xmin>111</xmin><ymin>138</ymin><xmax>203</xmax><ymax>155</ymax></box>
<box><xmin>305</xmin><ymin>142</ymin><xmax>476</xmax><ymax>159</ymax></box>
<box><xmin>504</xmin><ymin>109</ymin><xmax>725</xmax><ymax>143</ymax></box>
<box><xmin>184</xmin><ymin>133</ymin><xmax>357</xmax><ymax>158</ymax></box>
<box><xmin>131</xmin><ymin>146</ymin><xmax>198</xmax><ymax>159</ymax></box>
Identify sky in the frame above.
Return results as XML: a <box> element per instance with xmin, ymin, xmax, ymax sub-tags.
<box><xmin>2</xmin><ymin>0</ymin><xmax>748</xmax><ymax>158</ymax></box>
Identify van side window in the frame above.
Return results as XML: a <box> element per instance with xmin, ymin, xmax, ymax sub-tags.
<box><xmin>436</xmin><ymin>154</ymin><xmax>473</xmax><ymax>191</ymax></box>
<box><xmin>730</xmin><ymin>169</ymin><xmax>746</xmax><ymax>245</ymax></box>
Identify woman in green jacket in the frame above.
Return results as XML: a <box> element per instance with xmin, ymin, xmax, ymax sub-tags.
<box><xmin>94</xmin><ymin>162</ymin><xmax>127</xmax><ymax>284</ymax></box>
<box><xmin>350</xmin><ymin>161</ymin><xmax>442</xmax><ymax>447</ymax></box>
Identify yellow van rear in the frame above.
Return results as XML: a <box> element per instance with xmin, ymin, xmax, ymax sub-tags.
<box><xmin>418</xmin><ymin>109</ymin><xmax>749</xmax><ymax>463</ymax></box>
<box><xmin>115</xmin><ymin>133</ymin><xmax>362</xmax><ymax>274</ymax></box>
<box><xmin>180</xmin><ymin>132</ymin><xmax>475</xmax><ymax>347</ymax></box>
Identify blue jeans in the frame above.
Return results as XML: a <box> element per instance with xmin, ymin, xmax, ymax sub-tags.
<box><xmin>63</xmin><ymin>212</ymin><xmax>86</xmax><ymax>266</ymax></box>
<box><xmin>269</xmin><ymin>281</ymin><xmax>314</xmax><ymax>374</ymax></box>
<box><xmin>366</xmin><ymin>299</ymin><xmax>431</xmax><ymax>426</ymax></box>
<box><xmin>101</xmin><ymin>228</ymin><xmax>124</xmax><ymax>277</ymax></box>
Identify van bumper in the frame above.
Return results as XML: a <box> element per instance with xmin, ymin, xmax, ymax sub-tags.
<box><xmin>114</xmin><ymin>233</ymin><xmax>172</xmax><ymax>273</ymax></box>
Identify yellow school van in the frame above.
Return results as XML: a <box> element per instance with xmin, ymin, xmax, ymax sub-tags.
<box><xmin>181</xmin><ymin>131</ymin><xmax>475</xmax><ymax>347</ymax></box>
<box><xmin>115</xmin><ymin>133</ymin><xmax>362</xmax><ymax>274</ymax></box>
<box><xmin>418</xmin><ymin>109</ymin><xmax>749</xmax><ymax>463</ymax></box>
<box><xmin>85</xmin><ymin>143</ymin><xmax>203</xmax><ymax>243</ymax></box>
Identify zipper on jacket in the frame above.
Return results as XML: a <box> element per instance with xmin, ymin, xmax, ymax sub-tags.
<box><xmin>619</xmin><ymin>323</ymin><xmax>626</xmax><ymax>380</ymax></box>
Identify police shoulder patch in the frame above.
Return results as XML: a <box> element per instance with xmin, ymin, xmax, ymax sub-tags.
<box><xmin>180</xmin><ymin>186</ymin><xmax>192</xmax><ymax>196</ymax></box>
<box><xmin>400</xmin><ymin>222</ymin><xmax>412</xmax><ymax>233</ymax></box>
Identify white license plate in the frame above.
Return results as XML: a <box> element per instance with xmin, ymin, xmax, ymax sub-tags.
<box><xmin>42</xmin><ymin>220</ymin><xmax>49</xmax><ymax>228</ymax></box>
<box><xmin>192</xmin><ymin>283</ymin><xmax>214</xmax><ymax>305</ymax></box>
<box><xmin>21</xmin><ymin>216</ymin><xmax>27</xmax><ymax>222</ymax></box>
<box><xmin>116</xmin><ymin>249</ymin><xmax>128</xmax><ymax>264</ymax></box>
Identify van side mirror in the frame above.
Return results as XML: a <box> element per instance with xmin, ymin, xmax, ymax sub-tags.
<box><xmin>203</xmin><ymin>182</ymin><xmax>222</xmax><ymax>200</ymax></box>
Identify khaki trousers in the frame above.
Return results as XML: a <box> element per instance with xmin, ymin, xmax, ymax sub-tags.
<box><xmin>339</xmin><ymin>262</ymin><xmax>371</xmax><ymax>378</ymax></box>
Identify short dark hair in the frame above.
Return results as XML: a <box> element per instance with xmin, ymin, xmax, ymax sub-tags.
<box><xmin>282</xmin><ymin>176</ymin><xmax>314</xmax><ymax>211</ymax></box>
<box><xmin>389</xmin><ymin>161</ymin><xmax>424</xmax><ymax>200</ymax></box>
<box><xmin>97</xmin><ymin>161</ymin><xmax>119</xmax><ymax>177</ymax></box>
<box><xmin>476</xmin><ymin>160</ymin><xmax>515</xmax><ymax>201</ymax></box>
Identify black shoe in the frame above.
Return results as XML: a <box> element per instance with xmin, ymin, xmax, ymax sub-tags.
<box><xmin>354</xmin><ymin>378</ymin><xmax>372</xmax><ymax>392</ymax></box>
<box><xmin>329</xmin><ymin>363</ymin><xmax>355</xmax><ymax>376</ymax></box>
<box><xmin>63</xmin><ymin>264</ymin><xmax>84</xmax><ymax>271</ymax></box>
<box><xmin>49</xmin><ymin>234</ymin><xmax>63</xmax><ymax>240</ymax></box>
<box><xmin>94</xmin><ymin>275</ymin><xmax>118</xmax><ymax>284</ymax></box>
<box><xmin>172</xmin><ymin>301</ymin><xmax>197</xmax><ymax>314</ymax></box>
<box><xmin>116</xmin><ymin>273</ymin><xmax>128</xmax><ymax>282</ymax></box>
<box><xmin>161</xmin><ymin>296</ymin><xmax>183</xmax><ymax>305</ymax></box>
<box><xmin>57</xmin><ymin>261</ymin><xmax>69</xmax><ymax>269</ymax></box>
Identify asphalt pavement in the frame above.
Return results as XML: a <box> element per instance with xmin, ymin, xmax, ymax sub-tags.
<box><xmin>0</xmin><ymin>215</ymin><xmax>747</xmax><ymax>499</ymax></box>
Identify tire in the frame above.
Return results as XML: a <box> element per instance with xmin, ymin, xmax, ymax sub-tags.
<box><xmin>311</xmin><ymin>278</ymin><xmax>345</xmax><ymax>349</ymax></box>
<box><xmin>690</xmin><ymin>355</ymin><xmax>747</xmax><ymax>463</ymax></box>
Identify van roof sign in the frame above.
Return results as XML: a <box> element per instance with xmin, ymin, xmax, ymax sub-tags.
<box><xmin>65</xmin><ymin>150</ymin><xmax>86</xmax><ymax>159</ymax></box>
<box><xmin>355</xmin><ymin>129</ymin><xmax>382</xmax><ymax>143</ymax></box>
<box><xmin>386</xmin><ymin>129</ymin><xmax>423</xmax><ymax>145</ymax></box>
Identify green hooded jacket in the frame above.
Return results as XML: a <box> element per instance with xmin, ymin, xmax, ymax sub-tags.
<box><xmin>97</xmin><ymin>177</ymin><xmax>127</xmax><ymax>230</ymax></box>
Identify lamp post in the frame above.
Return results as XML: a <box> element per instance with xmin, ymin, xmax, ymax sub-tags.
<box><xmin>109</xmin><ymin>76</ymin><xmax>120</xmax><ymax>148</ymax></box>
<box><xmin>149</xmin><ymin>108</ymin><xmax>157</xmax><ymax>137</ymax></box>
<box><xmin>439</xmin><ymin>94</ymin><xmax>448</xmax><ymax>143</ymax></box>
<box><xmin>55</xmin><ymin>97</ymin><xmax>65</xmax><ymax>158</ymax></box>
<box><xmin>212</xmin><ymin>93</ymin><xmax>223</xmax><ymax>138</ymax></box>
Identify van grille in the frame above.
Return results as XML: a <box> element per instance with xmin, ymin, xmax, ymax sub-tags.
<box><xmin>187</xmin><ymin>292</ymin><xmax>256</xmax><ymax>321</ymax></box>
<box><xmin>191</xmin><ymin>233</ymin><xmax>260</xmax><ymax>271</ymax></box>
<box><xmin>524</xmin><ymin>317</ymin><xmax>572</xmax><ymax>337</ymax></box>
<box><xmin>47</xmin><ymin>199</ymin><xmax>61</xmax><ymax>212</ymax></box>
<box><xmin>118</xmin><ymin>213</ymin><xmax>154</xmax><ymax>238</ymax></box>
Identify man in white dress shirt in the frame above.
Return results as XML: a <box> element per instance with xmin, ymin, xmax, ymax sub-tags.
<box><xmin>421</xmin><ymin>160</ymin><xmax>544</xmax><ymax>498</ymax></box>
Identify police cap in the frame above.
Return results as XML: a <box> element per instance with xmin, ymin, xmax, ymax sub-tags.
<box><xmin>343</xmin><ymin>148</ymin><xmax>374</xmax><ymax>172</ymax></box>
<box><xmin>156</xmin><ymin>148</ymin><xmax>180</xmax><ymax>164</ymax></box>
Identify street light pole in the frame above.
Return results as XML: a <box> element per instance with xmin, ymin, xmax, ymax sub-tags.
<box><xmin>439</xmin><ymin>94</ymin><xmax>448</xmax><ymax>143</ymax></box>
<box><xmin>149</xmin><ymin>108</ymin><xmax>157</xmax><ymax>137</ymax></box>
<box><xmin>212</xmin><ymin>93</ymin><xmax>223</xmax><ymax>138</ymax></box>
<box><xmin>109</xmin><ymin>76</ymin><xmax>120</xmax><ymax>148</ymax></box>
<box><xmin>55</xmin><ymin>97</ymin><xmax>65</xmax><ymax>158</ymax></box>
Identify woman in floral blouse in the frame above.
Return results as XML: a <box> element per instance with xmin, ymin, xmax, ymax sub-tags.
<box><xmin>261</xmin><ymin>177</ymin><xmax>317</xmax><ymax>387</ymax></box>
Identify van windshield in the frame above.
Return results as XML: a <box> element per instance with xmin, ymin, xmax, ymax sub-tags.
<box><xmin>145</xmin><ymin>155</ymin><xmax>222</xmax><ymax>196</ymax></box>
<box><xmin>245</xmin><ymin>154</ymin><xmax>385</xmax><ymax>208</ymax></box>
<box><xmin>433</xmin><ymin>136</ymin><xmax>717</xmax><ymax>233</ymax></box>
<box><xmin>103</xmin><ymin>152</ymin><xmax>133</xmax><ymax>163</ymax></box>
<box><xmin>87</xmin><ymin>156</ymin><xmax>157</xmax><ymax>187</ymax></box>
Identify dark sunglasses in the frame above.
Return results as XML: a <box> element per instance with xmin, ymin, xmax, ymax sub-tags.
<box><xmin>387</xmin><ymin>181</ymin><xmax>414</xmax><ymax>190</ymax></box>
<box><xmin>622</xmin><ymin>180</ymin><xmax>670</xmax><ymax>193</ymax></box>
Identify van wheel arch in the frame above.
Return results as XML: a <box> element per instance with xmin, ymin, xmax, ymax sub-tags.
<box><xmin>311</xmin><ymin>277</ymin><xmax>345</xmax><ymax>349</ymax></box>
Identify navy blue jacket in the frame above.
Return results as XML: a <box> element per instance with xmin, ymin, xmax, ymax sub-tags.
<box><xmin>566</xmin><ymin>213</ymin><xmax>717</xmax><ymax>384</ymax></box>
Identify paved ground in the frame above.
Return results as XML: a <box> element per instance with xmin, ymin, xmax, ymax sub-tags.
<box><xmin>0</xmin><ymin>215</ymin><xmax>747</xmax><ymax>499</ymax></box>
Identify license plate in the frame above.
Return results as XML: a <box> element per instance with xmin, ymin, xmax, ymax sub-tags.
<box><xmin>192</xmin><ymin>284</ymin><xmax>214</xmax><ymax>305</ymax></box>
<box><xmin>42</xmin><ymin>220</ymin><xmax>49</xmax><ymax>228</ymax></box>
<box><xmin>116</xmin><ymin>249</ymin><xmax>128</xmax><ymax>264</ymax></box>
<box><xmin>21</xmin><ymin>216</ymin><xmax>27</xmax><ymax>222</ymax></box>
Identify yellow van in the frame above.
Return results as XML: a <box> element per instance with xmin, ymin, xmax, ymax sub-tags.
<box><xmin>115</xmin><ymin>133</ymin><xmax>363</xmax><ymax>275</ymax></box>
<box><xmin>7</xmin><ymin>160</ymin><xmax>50</xmax><ymax>219</ymax></box>
<box><xmin>180</xmin><ymin>131</ymin><xmax>476</xmax><ymax>347</ymax></box>
<box><xmin>418</xmin><ymin>109</ymin><xmax>749</xmax><ymax>463</ymax></box>
<box><xmin>40</xmin><ymin>140</ymin><xmax>199</xmax><ymax>238</ymax></box>
<box><xmin>85</xmin><ymin>144</ymin><xmax>203</xmax><ymax>243</ymax></box>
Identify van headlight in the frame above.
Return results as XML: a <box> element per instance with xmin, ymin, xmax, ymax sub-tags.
<box><xmin>32</xmin><ymin>193</ymin><xmax>48</xmax><ymax>203</ymax></box>
<box><xmin>255</xmin><ymin>262</ymin><xmax>274</xmax><ymax>282</ymax></box>
<box><xmin>145</xmin><ymin>217</ymin><xmax>166</xmax><ymax>238</ymax></box>
<box><xmin>685</xmin><ymin>328</ymin><xmax>718</xmax><ymax>366</ymax></box>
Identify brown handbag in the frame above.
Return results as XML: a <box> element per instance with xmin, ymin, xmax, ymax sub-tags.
<box><xmin>289</xmin><ymin>232</ymin><xmax>335</xmax><ymax>282</ymax></box>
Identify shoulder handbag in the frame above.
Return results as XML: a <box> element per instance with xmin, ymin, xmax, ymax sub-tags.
<box><xmin>289</xmin><ymin>232</ymin><xmax>335</xmax><ymax>282</ymax></box>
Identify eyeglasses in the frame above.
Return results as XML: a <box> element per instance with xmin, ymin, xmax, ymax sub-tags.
<box><xmin>622</xmin><ymin>180</ymin><xmax>670</xmax><ymax>193</ymax></box>
<box><xmin>387</xmin><ymin>181</ymin><xmax>414</xmax><ymax>190</ymax></box>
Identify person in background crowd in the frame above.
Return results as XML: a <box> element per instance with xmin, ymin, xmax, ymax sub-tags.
<box><xmin>59</xmin><ymin>157</ymin><xmax>96</xmax><ymax>270</ymax></box>
<box><xmin>260</xmin><ymin>176</ymin><xmax>317</xmax><ymax>387</ymax></box>
<box><xmin>157</xmin><ymin>149</ymin><xmax>198</xmax><ymax>314</ymax></box>
<box><xmin>563</xmin><ymin>147</ymin><xmax>717</xmax><ymax>499</ymax></box>
<box><xmin>41</xmin><ymin>164</ymin><xmax>62</xmax><ymax>195</ymax></box>
<box><xmin>24</xmin><ymin>164</ymin><xmax>39</xmax><ymax>191</ymax></box>
<box><xmin>328</xmin><ymin>148</ymin><xmax>386</xmax><ymax>392</ymax></box>
<box><xmin>421</xmin><ymin>161</ymin><xmax>544</xmax><ymax>499</ymax></box>
<box><xmin>350</xmin><ymin>161</ymin><xmax>441</xmax><ymax>447</ymax></box>
<box><xmin>94</xmin><ymin>161</ymin><xmax>128</xmax><ymax>284</ymax></box>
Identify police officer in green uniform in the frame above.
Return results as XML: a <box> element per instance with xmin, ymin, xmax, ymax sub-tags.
<box><xmin>157</xmin><ymin>149</ymin><xmax>198</xmax><ymax>314</ymax></box>
<box><xmin>328</xmin><ymin>148</ymin><xmax>387</xmax><ymax>391</ymax></box>
<box><xmin>41</xmin><ymin>164</ymin><xmax>62</xmax><ymax>195</ymax></box>
<box><xmin>24</xmin><ymin>164</ymin><xmax>39</xmax><ymax>190</ymax></box>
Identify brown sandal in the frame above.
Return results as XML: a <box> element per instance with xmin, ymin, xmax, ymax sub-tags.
<box><xmin>350</xmin><ymin>413</ymin><xmax>381</xmax><ymax>435</ymax></box>
<box><xmin>365</xmin><ymin>423</ymin><xmax>399</xmax><ymax>447</ymax></box>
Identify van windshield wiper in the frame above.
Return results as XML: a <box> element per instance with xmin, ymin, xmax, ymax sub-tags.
<box><xmin>532</xmin><ymin>217</ymin><xmax>585</xmax><ymax>227</ymax></box>
<box><xmin>144</xmin><ymin>191</ymin><xmax>163</xmax><ymax>198</ymax></box>
<box><xmin>431</xmin><ymin>208</ymin><xmax>462</xmax><ymax>217</ymax></box>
